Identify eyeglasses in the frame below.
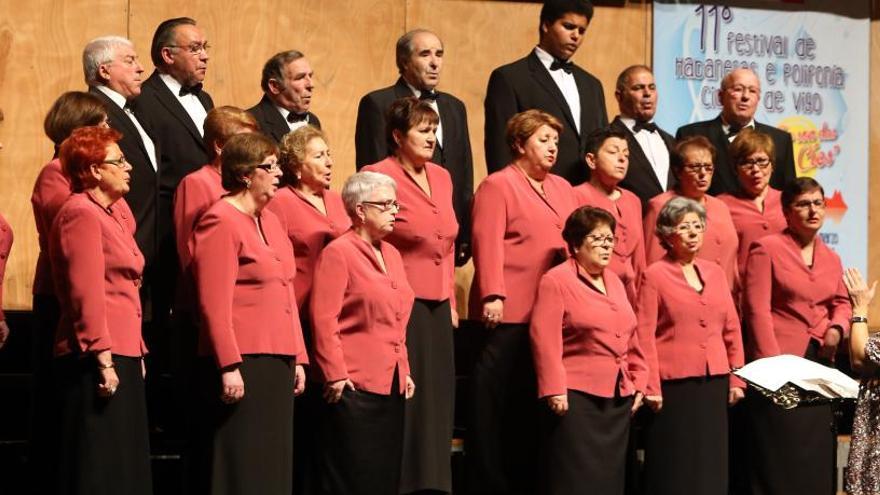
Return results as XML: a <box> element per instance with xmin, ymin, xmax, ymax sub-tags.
<box><xmin>255</xmin><ymin>162</ymin><xmax>281</xmax><ymax>172</ymax></box>
<box><xmin>738</xmin><ymin>157</ymin><xmax>772</xmax><ymax>170</ymax></box>
<box><xmin>585</xmin><ymin>234</ymin><xmax>615</xmax><ymax>247</ymax></box>
<box><xmin>102</xmin><ymin>156</ymin><xmax>129</xmax><ymax>168</ymax></box>
<box><xmin>168</xmin><ymin>42</ymin><xmax>210</xmax><ymax>55</ymax></box>
<box><xmin>362</xmin><ymin>200</ymin><xmax>400</xmax><ymax>212</ymax></box>
<box><xmin>682</xmin><ymin>163</ymin><xmax>714</xmax><ymax>174</ymax></box>
<box><xmin>674</xmin><ymin>222</ymin><xmax>705</xmax><ymax>235</ymax></box>
<box><xmin>791</xmin><ymin>199</ymin><xmax>826</xmax><ymax>210</ymax></box>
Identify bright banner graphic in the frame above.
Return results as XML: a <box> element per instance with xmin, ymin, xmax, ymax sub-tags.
<box><xmin>653</xmin><ymin>1</ymin><xmax>869</xmax><ymax>271</ymax></box>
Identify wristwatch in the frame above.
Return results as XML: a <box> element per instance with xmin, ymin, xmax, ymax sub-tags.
<box><xmin>851</xmin><ymin>316</ymin><xmax>868</xmax><ymax>324</ymax></box>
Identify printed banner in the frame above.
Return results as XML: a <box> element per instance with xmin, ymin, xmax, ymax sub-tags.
<box><xmin>653</xmin><ymin>1</ymin><xmax>869</xmax><ymax>271</ymax></box>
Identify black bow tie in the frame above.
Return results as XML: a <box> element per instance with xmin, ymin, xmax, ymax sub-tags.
<box><xmin>633</xmin><ymin>121</ymin><xmax>657</xmax><ymax>134</ymax></box>
<box><xmin>419</xmin><ymin>91</ymin><xmax>438</xmax><ymax>101</ymax></box>
<box><xmin>727</xmin><ymin>123</ymin><xmax>753</xmax><ymax>138</ymax></box>
<box><xmin>549</xmin><ymin>58</ymin><xmax>573</xmax><ymax>74</ymax></box>
<box><xmin>179</xmin><ymin>83</ymin><xmax>203</xmax><ymax>96</ymax></box>
<box><xmin>287</xmin><ymin>112</ymin><xmax>308</xmax><ymax>124</ymax></box>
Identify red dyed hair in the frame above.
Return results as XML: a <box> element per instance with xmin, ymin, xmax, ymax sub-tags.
<box><xmin>59</xmin><ymin>126</ymin><xmax>122</xmax><ymax>192</ymax></box>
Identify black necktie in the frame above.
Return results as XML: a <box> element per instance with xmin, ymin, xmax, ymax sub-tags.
<box><xmin>419</xmin><ymin>91</ymin><xmax>438</xmax><ymax>101</ymax></box>
<box><xmin>287</xmin><ymin>112</ymin><xmax>308</xmax><ymax>124</ymax></box>
<box><xmin>727</xmin><ymin>124</ymin><xmax>743</xmax><ymax>138</ymax></box>
<box><xmin>633</xmin><ymin>121</ymin><xmax>658</xmax><ymax>134</ymax></box>
<box><xmin>549</xmin><ymin>58</ymin><xmax>573</xmax><ymax>74</ymax></box>
<box><xmin>179</xmin><ymin>83</ymin><xmax>203</xmax><ymax>96</ymax></box>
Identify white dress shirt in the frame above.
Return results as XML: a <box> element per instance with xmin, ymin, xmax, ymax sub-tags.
<box><xmin>534</xmin><ymin>46</ymin><xmax>581</xmax><ymax>134</ymax></box>
<box><xmin>96</xmin><ymin>85</ymin><xmax>158</xmax><ymax>171</ymax></box>
<box><xmin>405</xmin><ymin>82</ymin><xmax>444</xmax><ymax>148</ymax></box>
<box><xmin>159</xmin><ymin>73</ymin><xmax>208</xmax><ymax>137</ymax></box>
<box><xmin>722</xmin><ymin>118</ymin><xmax>755</xmax><ymax>142</ymax></box>
<box><xmin>275</xmin><ymin>105</ymin><xmax>312</xmax><ymax>133</ymax></box>
<box><xmin>620</xmin><ymin>116</ymin><xmax>670</xmax><ymax>190</ymax></box>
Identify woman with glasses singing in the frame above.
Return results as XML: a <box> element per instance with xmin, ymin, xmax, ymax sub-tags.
<box><xmin>643</xmin><ymin>136</ymin><xmax>739</xmax><ymax>288</ymax></box>
<box><xmin>49</xmin><ymin>126</ymin><xmax>151</xmax><ymax>494</ymax></box>
<box><xmin>311</xmin><ymin>171</ymin><xmax>416</xmax><ymax>495</ymax></box>
<box><xmin>190</xmin><ymin>132</ymin><xmax>307</xmax><ymax>495</ymax></box>
<box><xmin>636</xmin><ymin>196</ymin><xmax>745</xmax><ymax>495</ymax></box>
<box><xmin>361</xmin><ymin>97</ymin><xmax>458</xmax><ymax>495</ymax></box>
<box><xmin>718</xmin><ymin>128</ymin><xmax>787</xmax><ymax>283</ymax></box>
<box><xmin>529</xmin><ymin>206</ymin><xmax>647</xmax><ymax>495</ymax></box>
<box><xmin>742</xmin><ymin>177</ymin><xmax>851</xmax><ymax>495</ymax></box>
<box><xmin>574</xmin><ymin>128</ymin><xmax>646</xmax><ymax>301</ymax></box>
<box><xmin>468</xmin><ymin>109</ymin><xmax>578</xmax><ymax>495</ymax></box>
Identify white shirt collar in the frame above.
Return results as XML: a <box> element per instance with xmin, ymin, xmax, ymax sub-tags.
<box><xmin>721</xmin><ymin>117</ymin><xmax>755</xmax><ymax>134</ymax></box>
<box><xmin>159</xmin><ymin>72</ymin><xmax>185</xmax><ymax>96</ymax></box>
<box><xmin>95</xmin><ymin>85</ymin><xmax>128</xmax><ymax>109</ymax></box>
<box><xmin>533</xmin><ymin>46</ymin><xmax>557</xmax><ymax>70</ymax></box>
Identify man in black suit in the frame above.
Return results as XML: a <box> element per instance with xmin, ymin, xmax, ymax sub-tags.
<box><xmin>676</xmin><ymin>67</ymin><xmax>796</xmax><ymax>195</ymax></box>
<box><xmin>355</xmin><ymin>29</ymin><xmax>474</xmax><ymax>265</ymax></box>
<box><xmin>611</xmin><ymin>65</ymin><xmax>676</xmax><ymax>209</ymax></box>
<box><xmin>83</xmin><ymin>35</ymin><xmax>159</xmax><ymax>269</ymax></box>
<box><xmin>248</xmin><ymin>50</ymin><xmax>321</xmax><ymax>143</ymax></box>
<box><xmin>484</xmin><ymin>0</ymin><xmax>606</xmax><ymax>185</ymax></box>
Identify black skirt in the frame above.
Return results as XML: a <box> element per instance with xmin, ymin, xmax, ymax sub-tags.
<box><xmin>29</xmin><ymin>294</ymin><xmax>61</xmax><ymax>494</ymax></box>
<box><xmin>399</xmin><ymin>299</ymin><xmax>455</xmax><ymax>494</ymax></box>
<box><xmin>194</xmin><ymin>355</ymin><xmax>295</xmax><ymax>495</ymax></box>
<box><xmin>53</xmin><ymin>354</ymin><xmax>152</xmax><ymax>495</ymax></box>
<box><xmin>643</xmin><ymin>374</ymin><xmax>729</xmax><ymax>495</ymax></box>
<box><xmin>538</xmin><ymin>389</ymin><xmax>634</xmax><ymax>495</ymax></box>
<box><xmin>466</xmin><ymin>323</ymin><xmax>538</xmax><ymax>495</ymax></box>
<box><xmin>294</xmin><ymin>316</ymin><xmax>321</xmax><ymax>495</ymax></box>
<box><xmin>318</xmin><ymin>370</ymin><xmax>405</xmax><ymax>495</ymax></box>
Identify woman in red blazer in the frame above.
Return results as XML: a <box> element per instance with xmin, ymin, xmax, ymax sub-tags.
<box><xmin>362</xmin><ymin>97</ymin><xmax>458</xmax><ymax>495</ymax></box>
<box><xmin>311</xmin><ymin>171</ymin><xmax>416</xmax><ymax>495</ymax></box>
<box><xmin>49</xmin><ymin>126</ymin><xmax>151</xmax><ymax>494</ymax></box>
<box><xmin>468</xmin><ymin>109</ymin><xmax>578</xmax><ymax>495</ymax></box>
<box><xmin>268</xmin><ymin>124</ymin><xmax>350</xmax><ymax>494</ymax></box>
<box><xmin>637</xmin><ymin>196</ymin><xmax>745</xmax><ymax>495</ymax></box>
<box><xmin>573</xmin><ymin>128</ymin><xmax>645</xmax><ymax>300</ymax></box>
<box><xmin>530</xmin><ymin>206</ymin><xmax>647</xmax><ymax>495</ymax></box>
<box><xmin>643</xmin><ymin>136</ymin><xmax>739</xmax><ymax>289</ymax></box>
<box><xmin>190</xmin><ymin>132</ymin><xmax>307</xmax><ymax>495</ymax></box>
<box><xmin>718</xmin><ymin>129</ymin><xmax>787</xmax><ymax>285</ymax></box>
<box><xmin>29</xmin><ymin>93</ymin><xmax>110</xmax><ymax>491</ymax></box>
<box><xmin>742</xmin><ymin>177</ymin><xmax>851</xmax><ymax>495</ymax></box>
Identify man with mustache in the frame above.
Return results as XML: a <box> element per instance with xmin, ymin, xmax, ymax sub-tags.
<box><xmin>676</xmin><ymin>67</ymin><xmax>796</xmax><ymax>195</ymax></box>
<box><xmin>248</xmin><ymin>50</ymin><xmax>321</xmax><ymax>143</ymax></box>
<box><xmin>84</xmin><ymin>36</ymin><xmax>159</xmax><ymax>269</ymax></box>
<box><xmin>612</xmin><ymin>65</ymin><xmax>677</xmax><ymax>210</ymax></box>
<box><xmin>484</xmin><ymin>0</ymin><xmax>607</xmax><ymax>186</ymax></box>
<box><xmin>355</xmin><ymin>29</ymin><xmax>474</xmax><ymax>265</ymax></box>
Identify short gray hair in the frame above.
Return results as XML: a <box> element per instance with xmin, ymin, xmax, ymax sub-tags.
<box><xmin>655</xmin><ymin>196</ymin><xmax>706</xmax><ymax>243</ymax></box>
<box><xmin>83</xmin><ymin>36</ymin><xmax>133</xmax><ymax>86</ymax></box>
<box><xmin>342</xmin><ymin>171</ymin><xmax>397</xmax><ymax>218</ymax></box>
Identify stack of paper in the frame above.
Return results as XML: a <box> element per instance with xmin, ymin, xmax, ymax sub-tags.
<box><xmin>733</xmin><ymin>354</ymin><xmax>859</xmax><ymax>399</ymax></box>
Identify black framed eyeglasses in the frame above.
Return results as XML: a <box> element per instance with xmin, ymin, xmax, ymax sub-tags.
<box><xmin>255</xmin><ymin>162</ymin><xmax>281</xmax><ymax>173</ymax></box>
<box><xmin>362</xmin><ymin>200</ymin><xmax>400</xmax><ymax>212</ymax></box>
<box><xmin>102</xmin><ymin>156</ymin><xmax>129</xmax><ymax>168</ymax></box>
<box><xmin>167</xmin><ymin>42</ymin><xmax>210</xmax><ymax>55</ymax></box>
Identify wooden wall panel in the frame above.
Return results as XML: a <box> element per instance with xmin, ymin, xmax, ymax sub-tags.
<box><xmin>0</xmin><ymin>0</ymin><xmax>128</xmax><ymax>310</ymax></box>
<box><xmin>869</xmin><ymin>12</ymin><xmax>879</xmax><ymax>321</ymax></box>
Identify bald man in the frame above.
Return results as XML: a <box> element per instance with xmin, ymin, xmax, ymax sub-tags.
<box><xmin>676</xmin><ymin>68</ymin><xmax>796</xmax><ymax>195</ymax></box>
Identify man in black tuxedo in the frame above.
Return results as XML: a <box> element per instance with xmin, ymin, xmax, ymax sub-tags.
<box><xmin>484</xmin><ymin>0</ymin><xmax>607</xmax><ymax>185</ymax></box>
<box><xmin>83</xmin><ymin>36</ymin><xmax>159</xmax><ymax>270</ymax></box>
<box><xmin>676</xmin><ymin>67</ymin><xmax>796</xmax><ymax>195</ymax></box>
<box><xmin>355</xmin><ymin>29</ymin><xmax>474</xmax><ymax>265</ymax></box>
<box><xmin>611</xmin><ymin>65</ymin><xmax>676</xmax><ymax>209</ymax></box>
<box><xmin>248</xmin><ymin>50</ymin><xmax>321</xmax><ymax>143</ymax></box>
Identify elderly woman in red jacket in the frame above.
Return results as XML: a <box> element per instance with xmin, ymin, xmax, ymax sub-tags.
<box><xmin>362</xmin><ymin>97</ymin><xmax>458</xmax><ymax>495</ymax></box>
<box><xmin>50</xmin><ymin>125</ymin><xmax>151</xmax><ymax>495</ymax></box>
<box><xmin>530</xmin><ymin>206</ymin><xmax>647</xmax><ymax>495</ymax></box>
<box><xmin>742</xmin><ymin>177</ymin><xmax>851</xmax><ymax>495</ymax></box>
<box><xmin>468</xmin><ymin>109</ymin><xmax>578</xmax><ymax>495</ymax></box>
<box><xmin>311</xmin><ymin>171</ymin><xmax>416</xmax><ymax>495</ymax></box>
<box><xmin>190</xmin><ymin>132</ymin><xmax>307</xmax><ymax>495</ymax></box>
<box><xmin>637</xmin><ymin>196</ymin><xmax>744</xmax><ymax>495</ymax></box>
<box><xmin>574</xmin><ymin>128</ymin><xmax>645</xmax><ymax>300</ymax></box>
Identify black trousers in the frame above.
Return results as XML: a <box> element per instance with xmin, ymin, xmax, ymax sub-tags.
<box><xmin>466</xmin><ymin>323</ymin><xmax>538</xmax><ymax>495</ymax></box>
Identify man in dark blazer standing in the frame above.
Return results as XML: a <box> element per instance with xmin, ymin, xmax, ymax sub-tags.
<box><xmin>248</xmin><ymin>50</ymin><xmax>321</xmax><ymax>143</ymax></box>
<box><xmin>484</xmin><ymin>0</ymin><xmax>606</xmax><ymax>185</ymax></box>
<box><xmin>611</xmin><ymin>65</ymin><xmax>676</xmax><ymax>209</ymax></box>
<box><xmin>355</xmin><ymin>29</ymin><xmax>474</xmax><ymax>265</ymax></box>
<box><xmin>676</xmin><ymin>67</ymin><xmax>796</xmax><ymax>195</ymax></box>
<box><xmin>83</xmin><ymin>36</ymin><xmax>159</xmax><ymax>271</ymax></box>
